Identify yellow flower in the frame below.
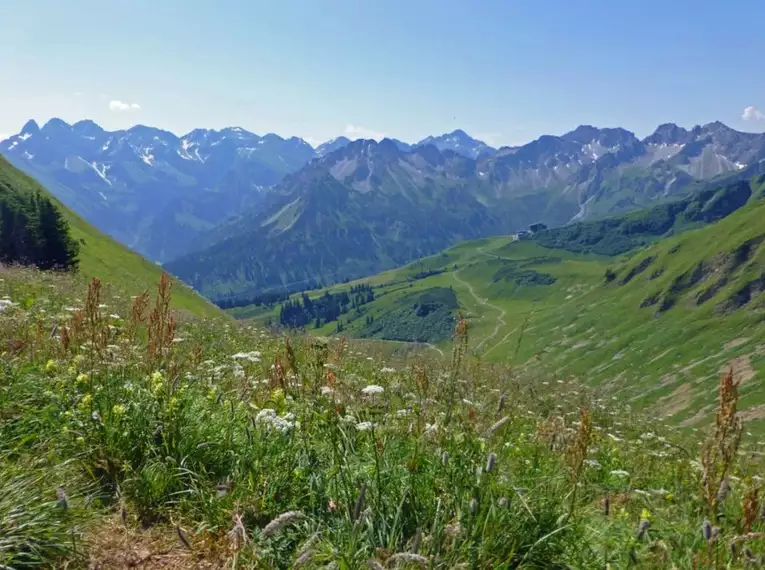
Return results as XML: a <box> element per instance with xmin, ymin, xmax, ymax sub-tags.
<box><xmin>76</xmin><ymin>436</ymin><xmax>86</xmax><ymax>446</ymax></box>
<box><xmin>641</xmin><ymin>508</ymin><xmax>652</xmax><ymax>521</ymax></box>
<box><xmin>270</xmin><ymin>388</ymin><xmax>286</xmax><ymax>409</ymax></box>
<box><xmin>150</xmin><ymin>371</ymin><xmax>164</xmax><ymax>395</ymax></box>
<box><xmin>73</xmin><ymin>354</ymin><xmax>84</xmax><ymax>364</ymax></box>
<box><xmin>80</xmin><ymin>393</ymin><xmax>93</xmax><ymax>408</ymax></box>
<box><xmin>45</xmin><ymin>359</ymin><xmax>57</xmax><ymax>373</ymax></box>
<box><xmin>665</xmin><ymin>493</ymin><xmax>674</xmax><ymax>501</ymax></box>
<box><xmin>76</xmin><ymin>373</ymin><xmax>89</xmax><ymax>385</ymax></box>
<box><xmin>112</xmin><ymin>404</ymin><xmax>127</xmax><ymax>418</ymax></box>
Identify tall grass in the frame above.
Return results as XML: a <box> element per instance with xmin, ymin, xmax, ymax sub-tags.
<box><xmin>2</xmin><ymin>265</ymin><xmax>765</xmax><ymax>568</ymax></box>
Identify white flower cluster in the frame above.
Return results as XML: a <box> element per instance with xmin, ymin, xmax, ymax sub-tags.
<box><xmin>255</xmin><ymin>408</ymin><xmax>296</xmax><ymax>433</ymax></box>
<box><xmin>361</xmin><ymin>384</ymin><xmax>384</xmax><ymax>396</ymax></box>
<box><xmin>340</xmin><ymin>414</ymin><xmax>357</xmax><ymax>425</ymax></box>
<box><xmin>380</xmin><ymin>367</ymin><xmax>396</xmax><ymax>374</ymax></box>
<box><xmin>0</xmin><ymin>298</ymin><xmax>17</xmax><ymax>312</ymax></box>
<box><xmin>231</xmin><ymin>351</ymin><xmax>262</xmax><ymax>363</ymax></box>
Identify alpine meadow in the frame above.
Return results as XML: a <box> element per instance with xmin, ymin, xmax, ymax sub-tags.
<box><xmin>5</xmin><ymin>2</ymin><xmax>765</xmax><ymax>568</ymax></box>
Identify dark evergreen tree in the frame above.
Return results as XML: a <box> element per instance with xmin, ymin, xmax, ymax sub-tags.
<box><xmin>35</xmin><ymin>196</ymin><xmax>79</xmax><ymax>270</ymax></box>
<box><xmin>0</xmin><ymin>191</ymin><xmax>79</xmax><ymax>271</ymax></box>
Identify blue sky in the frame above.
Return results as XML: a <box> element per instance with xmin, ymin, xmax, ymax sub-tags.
<box><xmin>1</xmin><ymin>0</ymin><xmax>764</xmax><ymax>147</ymax></box>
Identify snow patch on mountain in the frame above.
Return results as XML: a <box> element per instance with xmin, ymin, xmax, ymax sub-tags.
<box><xmin>88</xmin><ymin>160</ymin><xmax>112</xmax><ymax>186</ymax></box>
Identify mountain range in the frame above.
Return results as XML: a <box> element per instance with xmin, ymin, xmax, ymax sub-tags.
<box><xmin>0</xmin><ymin>121</ymin><xmax>494</xmax><ymax>262</ymax></box>
<box><xmin>3</xmin><ymin>118</ymin><xmax>765</xmax><ymax>303</ymax></box>
<box><xmin>0</xmin><ymin>119</ymin><xmax>316</xmax><ymax>261</ymax></box>
<box><xmin>167</xmin><ymin>122</ymin><xmax>765</xmax><ymax>302</ymax></box>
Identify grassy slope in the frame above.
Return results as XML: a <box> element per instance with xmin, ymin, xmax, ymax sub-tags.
<box><xmin>6</xmin><ymin>262</ymin><xmax>764</xmax><ymax>569</ymax></box>
<box><xmin>521</xmin><ymin>199</ymin><xmax>765</xmax><ymax>427</ymax></box>
<box><xmin>0</xmin><ymin>155</ymin><xmax>220</xmax><ymax>318</ymax></box>
<box><xmin>239</xmin><ymin>196</ymin><xmax>765</xmax><ymax>429</ymax></box>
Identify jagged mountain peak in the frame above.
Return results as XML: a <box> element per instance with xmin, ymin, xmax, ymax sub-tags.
<box><xmin>561</xmin><ymin>125</ymin><xmax>601</xmax><ymax>142</ymax></box>
<box><xmin>702</xmin><ymin>120</ymin><xmax>734</xmax><ymax>132</ymax></box>
<box><xmin>41</xmin><ymin>118</ymin><xmax>71</xmax><ymax>132</ymax></box>
<box><xmin>644</xmin><ymin>123</ymin><xmax>690</xmax><ymax>145</ymax></box>
<box><xmin>21</xmin><ymin>119</ymin><xmax>41</xmax><ymax>136</ymax></box>
<box><xmin>72</xmin><ymin>119</ymin><xmax>105</xmax><ymax>137</ymax></box>
<box><xmin>443</xmin><ymin>128</ymin><xmax>471</xmax><ymax>139</ymax></box>
<box><xmin>285</xmin><ymin>136</ymin><xmax>314</xmax><ymax>148</ymax></box>
<box><xmin>181</xmin><ymin>127</ymin><xmax>213</xmax><ymax>140</ymax></box>
<box><xmin>315</xmin><ymin>136</ymin><xmax>352</xmax><ymax>157</ymax></box>
<box><xmin>562</xmin><ymin>125</ymin><xmax>637</xmax><ymax>147</ymax></box>
<box><xmin>416</xmin><ymin>130</ymin><xmax>494</xmax><ymax>159</ymax></box>
<box><xmin>221</xmin><ymin>126</ymin><xmax>256</xmax><ymax>137</ymax></box>
<box><xmin>376</xmin><ymin>137</ymin><xmax>403</xmax><ymax>156</ymax></box>
<box><xmin>126</xmin><ymin>124</ymin><xmax>176</xmax><ymax>138</ymax></box>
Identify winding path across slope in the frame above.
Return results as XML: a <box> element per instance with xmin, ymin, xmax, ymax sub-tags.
<box><xmin>452</xmin><ymin>266</ymin><xmax>507</xmax><ymax>354</ymax></box>
<box><xmin>425</xmin><ymin>342</ymin><xmax>445</xmax><ymax>357</ymax></box>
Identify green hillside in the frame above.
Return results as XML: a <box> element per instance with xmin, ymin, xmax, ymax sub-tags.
<box><xmin>6</xmin><ymin>251</ymin><xmax>765</xmax><ymax>568</ymax></box>
<box><xmin>239</xmin><ymin>176</ymin><xmax>765</xmax><ymax>428</ymax></box>
<box><xmin>0</xmin><ymin>155</ymin><xmax>220</xmax><ymax>318</ymax></box>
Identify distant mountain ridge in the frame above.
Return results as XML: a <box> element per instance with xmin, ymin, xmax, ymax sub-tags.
<box><xmin>167</xmin><ymin>121</ymin><xmax>765</xmax><ymax>302</ymax></box>
<box><xmin>4</xmin><ymin>118</ymin><xmax>765</xmax><ymax>303</ymax></box>
<box><xmin>417</xmin><ymin>129</ymin><xmax>496</xmax><ymax>159</ymax></box>
<box><xmin>0</xmin><ymin>119</ymin><xmax>318</xmax><ymax>261</ymax></box>
<box><xmin>0</xmin><ymin>122</ymin><xmax>495</xmax><ymax>261</ymax></box>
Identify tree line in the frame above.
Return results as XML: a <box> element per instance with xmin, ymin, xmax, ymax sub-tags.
<box><xmin>215</xmin><ymin>289</ymin><xmax>290</xmax><ymax>310</ymax></box>
<box><xmin>279</xmin><ymin>284</ymin><xmax>374</xmax><ymax>329</ymax></box>
<box><xmin>0</xmin><ymin>190</ymin><xmax>79</xmax><ymax>271</ymax></box>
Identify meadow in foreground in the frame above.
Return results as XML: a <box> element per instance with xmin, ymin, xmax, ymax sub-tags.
<box><xmin>2</xmin><ymin>266</ymin><xmax>765</xmax><ymax>568</ymax></box>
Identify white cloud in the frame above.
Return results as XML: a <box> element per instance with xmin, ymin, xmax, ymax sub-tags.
<box><xmin>344</xmin><ymin>124</ymin><xmax>386</xmax><ymax>141</ymax></box>
<box><xmin>742</xmin><ymin>105</ymin><xmax>765</xmax><ymax>121</ymax></box>
<box><xmin>109</xmin><ymin>100</ymin><xmax>141</xmax><ymax>112</ymax></box>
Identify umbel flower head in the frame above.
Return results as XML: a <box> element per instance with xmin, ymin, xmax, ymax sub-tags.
<box><xmin>361</xmin><ymin>384</ymin><xmax>384</xmax><ymax>396</ymax></box>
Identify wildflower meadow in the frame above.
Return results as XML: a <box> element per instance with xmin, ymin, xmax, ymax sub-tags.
<box><xmin>2</xmin><ymin>266</ymin><xmax>765</xmax><ymax>568</ymax></box>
